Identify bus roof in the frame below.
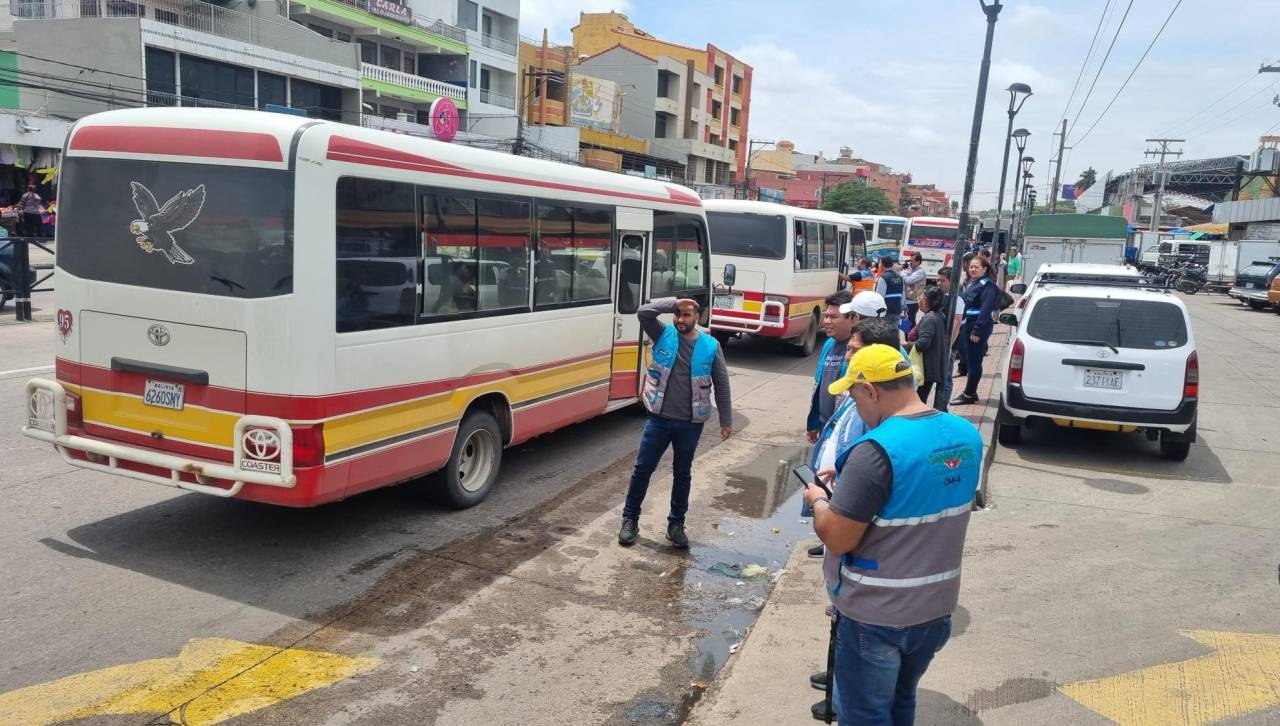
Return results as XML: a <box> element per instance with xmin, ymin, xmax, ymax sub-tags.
<box><xmin>704</xmin><ymin>199</ymin><xmax>850</xmax><ymax>224</ymax></box>
<box><xmin>67</xmin><ymin>108</ymin><xmax>704</xmax><ymax>211</ymax></box>
<box><xmin>844</xmin><ymin>213</ymin><xmax>907</xmax><ymax>223</ymax></box>
<box><xmin>909</xmin><ymin>216</ymin><xmax>959</xmax><ymax>226</ymax></box>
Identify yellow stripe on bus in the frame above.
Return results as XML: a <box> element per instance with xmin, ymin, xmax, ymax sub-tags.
<box><xmin>79</xmin><ymin>387</ymin><xmax>237</xmax><ymax>448</ymax></box>
<box><xmin>611</xmin><ymin>346</ymin><xmax>640</xmax><ymax>371</ymax></box>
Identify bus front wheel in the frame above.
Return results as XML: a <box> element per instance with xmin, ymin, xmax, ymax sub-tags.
<box><xmin>438</xmin><ymin>410</ymin><xmax>503</xmax><ymax>509</ymax></box>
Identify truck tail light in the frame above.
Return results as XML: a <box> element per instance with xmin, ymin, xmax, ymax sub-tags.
<box><xmin>291</xmin><ymin>423</ymin><xmax>326</xmax><ymax>467</ymax></box>
<box><xmin>1183</xmin><ymin>351</ymin><xmax>1199</xmax><ymax>399</ymax></box>
<box><xmin>1008</xmin><ymin>338</ymin><xmax>1025</xmax><ymax>385</ymax></box>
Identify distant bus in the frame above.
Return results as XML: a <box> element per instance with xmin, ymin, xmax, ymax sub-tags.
<box><xmin>845</xmin><ymin>214</ymin><xmax>907</xmax><ymax>260</ymax></box>
<box><xmin>901</xmin><ymin>216</ymin><xmax>960</xmax><ymax>277</ymax></box>
<box><xmin>706</xmin><ymin>200</ymin><xmax>853</xmax><ymax>355</ymax></box>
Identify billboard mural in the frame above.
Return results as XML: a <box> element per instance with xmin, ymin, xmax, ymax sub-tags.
<box><xmin>570</xmin><ymin>75</ymin><xmax>620</xmax><ymax>132</ymax></box>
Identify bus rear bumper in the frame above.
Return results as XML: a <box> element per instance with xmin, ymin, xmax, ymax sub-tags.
<box><xmin>22</xmin><ymin>377</ymin><xmax>298</xmax><ymax>498</ymax></box>
<box><xmin>710</xmin><ymin>299</ymin><xmax>788</xmax><ymax>334</ymax></box>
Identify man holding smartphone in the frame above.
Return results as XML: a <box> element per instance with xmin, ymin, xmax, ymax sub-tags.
<box><xmin>803</xmin><ymin>344</ymin><xmax>981</xmax><ymax>725</ymax></box>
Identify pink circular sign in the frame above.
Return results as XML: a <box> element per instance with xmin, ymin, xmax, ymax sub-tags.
<box><xmin>430</xmin><ymin>97</ymin><xmax>459</xmax><ymax>142</ymax></box>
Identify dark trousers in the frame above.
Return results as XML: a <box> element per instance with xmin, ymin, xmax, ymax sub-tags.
<box><xmin>917</xmin><ymin>382</ymin><xmax>946</xmax><ymax>412</ymax></box>
<box><xmin>832</xmin><ymin>614</ymin><xmax>953</xmax><ymax>725</ymax></box>
<box><xmin>623</xmin><ymin>414</ymin><xmax>704</xmax><ymax>524</ymax></box>
<box><xmin>961</xmin><ymin>320</ymin><xmax>990</xmax><ymax>398</ymax></box>
<box><xmin>17</xmin><ymin>212</ymin><xmax>41</xmax><ymax>238</ymax></box>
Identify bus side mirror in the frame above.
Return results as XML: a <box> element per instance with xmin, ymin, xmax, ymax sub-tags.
<box><xmin>998</xmin><ymin>313</ymin><xmax>1019</xmax><ymax>326</ymax></box>
<box><xmin>1010</xmin><ymin>283</ymin><xmax>1026</xmax><ymax>294</ymax></box>
<box><xmin>722</xmin><ymin>263</ymin><xmax>736</xmax><ymax>288</ymax></box>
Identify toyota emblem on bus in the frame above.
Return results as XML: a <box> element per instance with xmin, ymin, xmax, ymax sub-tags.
<box><xmin>243</xmin><ymin>428</ymin><xmax>281</xmax><ymax>460</ymax></box>
<box><xmin>147</xmin><ymin>324</ymin><xmax>170</xmax><ymax>346</ymax></box>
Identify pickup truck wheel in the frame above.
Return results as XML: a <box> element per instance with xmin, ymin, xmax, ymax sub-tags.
<box><xmin>1159</xmin><ymin>432</ymin><xmax>1191</xmax><ymax>461</ymax></box>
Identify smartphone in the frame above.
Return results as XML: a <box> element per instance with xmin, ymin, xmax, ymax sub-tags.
<box><xmin>792</xmin><ymin>464</ymin><xmax>831</xmax><ymax>497</ymax></box>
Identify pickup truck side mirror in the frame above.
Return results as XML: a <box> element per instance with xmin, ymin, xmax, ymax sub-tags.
<box><xmin>1009</xmin><ymin>283</ymin><xmax>1027</xmax><ymax>295</ymax></box>
<box><xmin>998</xmin><ymin>312</ymin><xmax>1019</xmax><ymax>326</ymax></box>
<box><xmin>722</xmin><ymin>262</ymin><xmax>736</xmax><ymax>288</ymax></box>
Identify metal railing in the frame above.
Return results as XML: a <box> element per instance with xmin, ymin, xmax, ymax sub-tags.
<box><xmin>285</xmin><ymin>0</ymin><xmax>466</xmax><ymax>43</ymax></box>
<box><xmin>481</xmin><ymin>31</ymin><xmax>516</xmax><ymax>56</ymax></box>
<box><xmin>361</xmin><ymin>62</ymin><xmax>465</xmax><ymax>101</ymax></box>
<box><xmin>145</xmin><ymin>90</ymin><xmax>252</xmax><ymax>110</ymax></box>
<box><xmin>12</xmin><ymin>0</ymin><xmax>357</xmax><ymax>68</ymax></box>
<box><xmin>478</xmin><ymin>87</ymin><xmax>515</xmax><ymax>109</ymax></box>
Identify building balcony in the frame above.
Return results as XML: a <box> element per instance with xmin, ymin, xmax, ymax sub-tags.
<box><xmin>655</xmin><ymin>96</ymin><xmax>680</xmax><ymax>116</ymax></box>
<box><xmin>481</xmin><ymin>31</ymin><xmax>516</xmax><ymax>56</ymax></box>
<box><xmin>524</xmin><ymin>97</ymin><xmax>565</xmax><ymax>125</ymax></box>
<box><xmin>362</xmin><ymin>62</ymin><xmax>465</xmax><ymax>105</ymax></box>
<box><xmin>477</xmin><ymin>87</ymin><xmax>515</xmax><ymax>109</ymax></box>
<box><xmin>283</xmin><ymin>0</ymin><xmax>466</xmax><ymax>54</ymax></box>
<box><xmin>9</xmin><ymin>0</ymin><xmax>358</xmax><ymax>68</ymax></box>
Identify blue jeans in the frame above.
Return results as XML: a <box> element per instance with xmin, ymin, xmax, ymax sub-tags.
<box><xmin>961</xmin><ymin>319</ymin><xmax>990</xmax><ymax>399</ymax></box>
<box><xmin>623</xmin><ymin>415</ymin><xmax>704</xmax><ymax>523</ymax></box>
<box><xmin>832</xmin><ymin>615</ymin><xmax>953</xmax><ymax>726</ymax></box>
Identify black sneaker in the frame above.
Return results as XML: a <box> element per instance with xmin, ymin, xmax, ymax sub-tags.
<box><xmin>950</xmin><ymin>394</ymin><xmax>979</xmax><ymax>406</ymax></box>
<box><xmin>618</xmin><ymin>517</ymin><xmax>638</xmax><ymax>546</ymax></box>
<box><xmin>666</xmin><ymin>521</ymin><xmax>689</xmax><ymax>549</ymax></box>
<box><xmin>807</xmin><ymin>543</ymin><xmax>825</xmax><ymax>558</ymax></box>
<box><xmin>809</xmin><ymin>670</ymin><xmax>828</xmax><ymax>691</ymax></box>
<box><xmin>811</xmin><ymin>699</ymin><xmax>834</xmax><ymax>721</ymax></box>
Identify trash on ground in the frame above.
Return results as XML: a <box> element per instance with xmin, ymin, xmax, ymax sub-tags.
<box><xmin>799</xmin><ymin>519</ymin><xmax>810</xmax><ymax>525</ymax></box>
<box><xmin>745</xmin><ymin>596</ymin><xmax>765</xmax><ymax>610</ymax></box>
<box><xmin>709</xmin><ymin>562</ymin><xmax>742</xmax><ymax>578</ymax></box>
<box><xmin>725</xmin><ymin>597</ymin><xmax>744</xmax><ymax>606</ymax></box>
<box><xmin>741</xmin><ymin>563</ymin><xmax>769</xmax><ymax>578</ymax></box>
<box><xmin>729</xmin><ymin>643</ymin><xmax>741</xmax><ymax>655</ymax></box>
<box><xmin>771</xmin><ymin>527</ymin><xmax>781</xmax><ymax>534</ymax></box>
<box><xmin>409</xmin><ymin>665</ymin><xmax>419</xmax><ymax>673</ymax></box>
<box><xmin>770</xmin><ymin>568</ymin><xmax>788</xmax><ymax>584</ymax></box>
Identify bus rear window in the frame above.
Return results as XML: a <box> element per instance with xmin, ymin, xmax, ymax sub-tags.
<box><xmin>878</xmin><ymin>221</ymin><xmax>905</xmax><ymax>241</ymax></box>
<box><xmin>707</xmin><ymin>211</ymin><xmax>786</xmax><ymax>259</ymax></box>
<box><xmin>58</xmin><ymin>157</ymin><xmax>294</xmax><ymax>298</ymax></box>
<box><xmin>910</xmin><ymin>225</ymin><xmax>957</xmax><ymax>241</ymax></box>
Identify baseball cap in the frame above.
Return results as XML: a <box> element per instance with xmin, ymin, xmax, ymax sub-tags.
<box><xmin>827</xmin><ymin>344</ymin><xmax>914</xmax><ymax>395</ymax></box>
<box><xmin>839</xmin><ymin>290</ymin><xmax>887</xmax><ymax>318</ymax></box>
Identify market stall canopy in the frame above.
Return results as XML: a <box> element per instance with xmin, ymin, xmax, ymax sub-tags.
<box><xmin>1186</xmin><ymin>222</ymin><xmax>1227</xmax><ymax>235</ymax></box>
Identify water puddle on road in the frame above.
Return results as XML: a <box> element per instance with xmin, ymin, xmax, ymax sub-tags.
<box><xmin>645</xmin><ymin>444</ymin><xmax>817</xmax><ymax>723</ymax></box>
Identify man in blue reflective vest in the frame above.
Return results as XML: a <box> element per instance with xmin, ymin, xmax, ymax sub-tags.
<box><xmin>803</xmin><ymin>344</ymin><xmax>981</xmax><ymax>725</ymax></box>
<box><xmin>875</xmin><ymin>256</ymin><xmax>905</xmax><ymax>320</ymax></box>
<box><xmin>619</xmin><ymin>297</ymin><xmax>732</xmax><ymax>549</ymax></box>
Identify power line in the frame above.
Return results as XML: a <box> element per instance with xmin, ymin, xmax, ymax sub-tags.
<box><xmin>1179</xmin><ymin>79</ymin><xmax>1279</xmax><ymax>139</ymax></box>
<box><xmin>1065</xmin><ymin>0</ymin><xmax>1134</xmax><ymax>141</ymax></box>
<box><xmin>1070</xmin><ymin>0</ymin><xmax>1184</xmax><ymax>149</ymax></box>
<box><xmin>1162</xmin><ymin>70</ymin><xmax>1268</xmax><ymax>136</ymax></box>
<box><xmin>1059</xmin><ymin>0</ymin><xmax>1114</xmax><ymax>124</ymax></box>
<box><xmin>1184</xmin><ymin>96</ymin><xmax>1277</xmax><ymax>141</ymax></box>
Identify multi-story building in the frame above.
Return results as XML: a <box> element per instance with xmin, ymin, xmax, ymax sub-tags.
<box><xmin>416</xmin><ymin>0</ymin><xmax>519</xmax><ymax>139</ymax></box>
<box><xmin>518</xmin><ymin>33</ymin><xmax>571</xmax><ymax>127</ymax></box>
<box><xmin>571</xmin><ymin>11</ymin><xmax>750</xmax><ymax>181</ymax></box>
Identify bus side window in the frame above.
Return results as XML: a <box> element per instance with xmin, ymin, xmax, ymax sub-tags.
<box><xmin>820</xmin><ymin>223</ymin><xmax>838</xmax><ymax>269</ymax></box>
<box><xmin>653</xmin><ymin>211</ymin><xmax>678</xmax><ymax>298</ymax></box>
<box><xmin>422</xmin><ymin>194</ymin><xmax>479</xmax><ymax>316</ymax></box>
<box><xmin>674</xmin><ymin>214</ymin><xmax>706</xmax><ymax>295</ymax></box>
<box><xmin>476</xmin><ymin>197</ymin><xmax>531</xmax><ymax>310</ymax></box>
<box><xmin>535</xmin><ymin>203</ymin><xmax>613</xmax><ymax>307</ymax></box>
<box><xmin>793</xmin><ymin>220</ymin><xmax>806</xmax><ymax>270</ymax></box>
<box><xmin>804</xmin><ymin>221</ymin><xmax>820</xmax><ymax>270</ymax></box>
<box><xmin>336</xmin><ymin>177</ymin><xmax>418</xmax><ymax>333</ymax></box>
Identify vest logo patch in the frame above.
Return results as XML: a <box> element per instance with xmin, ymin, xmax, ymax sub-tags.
<box><xmin>944</xmin><ymin>458</ymin><xmax>962</xmax><ymax>469</ymax></box>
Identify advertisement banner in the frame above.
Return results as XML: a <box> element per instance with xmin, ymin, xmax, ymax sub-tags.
<box><xmin>570</xmin><ymin>75</ymin><xmax>619</xmax><ymax>132</ymax></box>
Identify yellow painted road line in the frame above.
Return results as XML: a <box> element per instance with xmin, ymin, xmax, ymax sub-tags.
<box><xmin>0</xmin><ymin>637</ymin><xmax>379</xmax><ymax>726</ymax></box>
<box><xmin>1059</xmin><ymin>630</ymin><xmax>1280</xmax><ymax>726</ymax></box>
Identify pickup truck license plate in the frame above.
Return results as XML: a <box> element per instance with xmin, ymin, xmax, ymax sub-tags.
<box><xmin>143</xmin><ymin>380</ymin><xmax>185</xmax><ymax>410</ymax></box>
<box><xmin>713</xmin><ymin>293</ymin><xmax>735</xmax><ymax>310</ymax></box>
<box><xmin>1083</xmin><ymin>369</ymin><xmax>1122</xmax><ymax>390</ymax></box>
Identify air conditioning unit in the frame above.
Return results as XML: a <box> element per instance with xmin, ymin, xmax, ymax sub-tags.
<box><xmin>1248</xmin><ymin>147</ymin><xmax>1279</xmax><ymax>173</ymax></box>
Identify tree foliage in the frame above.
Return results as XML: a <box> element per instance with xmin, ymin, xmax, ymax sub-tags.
<box><xmin>819</xmin><ymin>182</ymin><xmax>895</xmax><ymax>215</ymax></box>
<box><xmin>1076</xmin><ymin>167</ymin><xmax>1098</xmax><ymax>192</ymax></box>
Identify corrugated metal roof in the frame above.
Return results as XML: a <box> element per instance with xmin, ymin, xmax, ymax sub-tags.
<box><xmin>1212</xmin><ymin>197</ymin><xmax>1280</xmax><ymax>224</ymax></box>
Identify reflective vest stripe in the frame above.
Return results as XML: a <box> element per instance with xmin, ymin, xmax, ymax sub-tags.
<box><xmin>840</xmin><ymin>566</ymin><xmax>961</xmax><ymax>589</ymax></box>
<box><xmin>872</xmin><ymin>502</ymin><xmax>971</xmax><ymax>527</ymax></box>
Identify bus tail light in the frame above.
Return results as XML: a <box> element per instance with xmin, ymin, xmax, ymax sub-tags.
<box><xmin>764</xmin><ymin>295</ymin><xmax>788</xmax><ymax>323</ymax></box>
<box><xmin>1008</xmin><ymin>337</ymin><xmax>1025</xmax><ymax>385</ymax></box>
<box><xmin>1183</xmin><ymin>351</ymin><xmax>1199</xmax><ymax>399</ymax></box>
<box><xmin>291</xmin><ymin>423</ymin><xmax>326</xmax><ymax>467</ymax></box>
<box><xmin>65</xmin><ymin>390</ymin><xmax>83</xmax><ymax>429</ymax></box>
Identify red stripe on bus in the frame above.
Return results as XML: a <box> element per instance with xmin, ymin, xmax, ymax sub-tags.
<box><xmin>70</xmin><ymin>126</ymin><xmax>284</xmax><ymax>162</ymax></box>
<box><xmin>327</xmin><ymin>136</ymin><xmax>702</xmax><ymax>208</ymax></box>
<box><xmin>58</xmin><ymin>348</ymin><xmax>610</xmax><ymax>420</ymax></box>
<box><xmin>81</xmin><ymin>421</ymin><xmax>232</xmax><ymax>463</ymax></box>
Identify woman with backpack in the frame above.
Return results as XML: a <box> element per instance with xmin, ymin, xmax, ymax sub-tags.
<box><xmin>951</xmin><ymin>255</ymin><xmax>1000</xmax><ymax>406</ymax></box>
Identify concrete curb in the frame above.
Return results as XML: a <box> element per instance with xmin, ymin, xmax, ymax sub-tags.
<box><xmin>975</xmin><ymin>334</ymin><xmax>1007</xmax><ymax>509</ymax></box>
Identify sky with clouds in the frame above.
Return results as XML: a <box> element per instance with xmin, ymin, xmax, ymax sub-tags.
<box><xmin>520</xmin><ymin>0</ymin><xmax>1280</xmax><ymax>209</ymax></box>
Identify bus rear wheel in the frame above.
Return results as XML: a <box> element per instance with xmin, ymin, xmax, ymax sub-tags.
<box><xmin>790</xmin><ymin>311</ymin><xmax>820</xmax><ymax>357</ymax></box>
<box><xmin>437</xmin><ymin>410</ymin><xmax>503</xmax><ymax>509</ymax></box>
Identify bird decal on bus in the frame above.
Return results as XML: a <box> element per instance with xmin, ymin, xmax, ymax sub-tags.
<box><xmin>129</xmin><ymin>181</ymin><xmax>206</xmax><ymax>265</ymax></box>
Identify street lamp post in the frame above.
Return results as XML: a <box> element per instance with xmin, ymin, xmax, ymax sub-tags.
<box><xmin>947</xmin><ymin>0</ymin><xmax>1003</xmax><ymax>327</ymax></box>
<box><xmin>1009</xmin><ymin>146</ymin><xmax>1032</xmax><ymax>241</ymax></box>
<box><xmin>1016</xmin><ymin>164</ymin><xmax>1034</xmax><ymax>239</ymax></box>
<box><xmin>995</xmin><ymin>84</ymin><xmax>1032</xmax><ymax>254</ymax></box>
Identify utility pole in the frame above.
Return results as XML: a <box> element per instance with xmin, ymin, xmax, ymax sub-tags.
<box><xmin>1144</xmin><ymin>138</ymin><xmax>1183</xmax><ymax>232</ymax></box>
<box><xmin>1049</xmin><ymin>118</ymin><xmax>1068</xmax><ymax>213</ymax></box>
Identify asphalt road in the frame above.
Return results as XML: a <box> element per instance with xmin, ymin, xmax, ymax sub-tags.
<box><xmin>0</xmin><ymin>320</ymin><xmax>822</xmax><ymax>725</ymax></box>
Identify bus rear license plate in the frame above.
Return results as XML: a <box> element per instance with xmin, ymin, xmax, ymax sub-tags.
<box><xmin>1083</xmin><ymin>369</ymin><xmax>1122</xmax><ymax>390</ymax></box>
<box><xmin>713</xmin><ymin>294</ymin><xmax>734</xmax><ymax>310</ymax></box>
<box><xmin>143</xmin><ymin>380</ymin><xmax>185</xmax><ymax>410</ymax></box>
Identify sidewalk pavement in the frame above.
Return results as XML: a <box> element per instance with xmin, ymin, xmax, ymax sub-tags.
<box><xmin>687</xmin><ymin>326</ymin><xmax>1010</xmax><ymax>725</ymax></box>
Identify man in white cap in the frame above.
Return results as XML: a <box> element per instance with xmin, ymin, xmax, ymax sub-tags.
<box><xmin>840</xmin><ymin>290</ymin><xmax>889</xmax><ymax>321</ymax></box>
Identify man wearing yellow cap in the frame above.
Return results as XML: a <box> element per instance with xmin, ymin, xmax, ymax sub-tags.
<box><xmin>802</xmin><ymin>344</ymin><xmax>982</xmax><ymax>725</ymax></box>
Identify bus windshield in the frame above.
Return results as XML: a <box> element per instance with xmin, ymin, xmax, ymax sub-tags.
<box><xmin>909</xmin><ymin>224</ymin><xmax>958</xmax><ymax>246</ymax></box>
<box><xmin>707</xmin><ymin>211</ymin><xmax>787</xmax><ymax>260</ymax></box>
<box><xmin>878</xmin><ymin>221</ymin><xmax>905</xmax><ymax>242</ymax></box>
<box><xmin>58</xmin><ymin>157</ymin><xmax>295</xmax><ymax>298</ymax></box>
